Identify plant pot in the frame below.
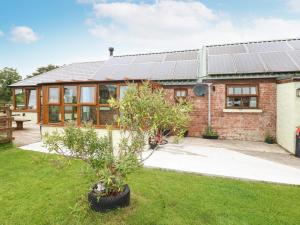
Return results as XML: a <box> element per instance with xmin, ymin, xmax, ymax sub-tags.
<box><xmin>88</xmin><ymin>184</ymin><xmax>130</xmax><ymax>212</ymax></box>
<box><xmin>202</xmin><ymin>135</ymin><xmax>219</xmax><ymax>139</ymax></box>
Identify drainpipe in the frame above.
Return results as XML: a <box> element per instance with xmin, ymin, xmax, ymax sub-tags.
<box><xmin>197</xmin><ymin>46</ymin><xmax>212</xmax><ymax>126</ymax></box>
<box><xmin>207</xmin><ymin>83</ymin><xmax>212</xmax><ymax>126</ymax></box>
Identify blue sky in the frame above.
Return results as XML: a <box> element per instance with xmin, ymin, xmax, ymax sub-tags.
<box><xmin>1</xmin><ymin>0</ymin><xmax>300</xmax><ymax>77</ymax></box>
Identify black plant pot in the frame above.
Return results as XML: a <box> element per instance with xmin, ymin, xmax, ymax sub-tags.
<box><xmin>88</xmin><ymin>184</ymin><xmax>130</xmax><ymax>212</ymax></box>
<box><xmin>202</xmin><ymin>135</ymin><xmax>219</xmax><ymax>139</ymax></box>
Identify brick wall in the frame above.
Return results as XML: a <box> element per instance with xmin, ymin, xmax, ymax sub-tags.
<box><xmin>164</xmin><ymin>79</ymin><xmax>277</xmax><ymax>141</ymax></box>
<box><xmin>210</xmin><ymin>80</ymin><xmax>277</xmax><ymax>141</ymax></box>
<box><xmin>163</xmin><ymin>86</ymin><xmax>208</xmax><ymax>137</ymax></box>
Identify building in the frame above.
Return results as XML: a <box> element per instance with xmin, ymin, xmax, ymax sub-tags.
<box><xmin>10</xmin><ymin>38</ymin><xmax>300</xmax><ymax>154</ymax></box>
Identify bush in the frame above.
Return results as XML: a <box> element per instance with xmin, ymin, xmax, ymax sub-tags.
<box><xmin>265</xmin><ymin>133</ymin><xmax>276</xmax><ymax>144</ymax></box>
<box><xmin>43</xmin><ymin>82</ymin><xmax>192</xmax><ymax>199</ymax></box>
<box><xmin>202</xmin><ymin>125</ymin><xmax>219</xmax><ymax>139</ymax></box>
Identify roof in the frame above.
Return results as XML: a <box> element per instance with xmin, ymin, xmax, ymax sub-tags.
<box><xmin>11</xmin><ymin>49</ymin><xmax>200</xmax><ymax>87</ymax></box>
<box><xmin>207</xmin><ymin>38</ymin><xmax>300</xmax><ymax>77</ymax></box>
<box><xmin>10</xmin><ymin>38</ymin><xmax>300</xmax><ymax>87</ymax></box>
<box><xmin>10</xmin><ymin>61</ymin><xmax>105</xmax><ymax>87</ymax></box>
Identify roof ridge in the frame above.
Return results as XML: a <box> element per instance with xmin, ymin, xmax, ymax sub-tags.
<box><xmin>113</xmin><ymin>49</ymin><xmax>200</xmax><ymax>58</ymax></box>
<box><xmin>206</xmin><ymin>38</ymin><xmax>300</xmax><ymax>48</ymax></box>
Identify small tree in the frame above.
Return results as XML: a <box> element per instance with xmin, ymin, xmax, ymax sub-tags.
<box><xmin>43</xmin><ymin>82</ymin><xmax>192</xmax><ymax>199</ymax></box>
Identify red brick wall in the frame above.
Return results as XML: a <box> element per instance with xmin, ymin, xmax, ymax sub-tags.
<box><xmin>210</xmin><ymin>80</ymin><xmax>277</xmax><ymax>141</ymax></box>
<box><xmin>164</xmin><ymin>79</ymin><xmax>277</xmax><ymax>141</ymax></box>
<box><xmin>163</xmin><ymin>86</ymin><xmax>208</xmax><ymax>137</ymax></box>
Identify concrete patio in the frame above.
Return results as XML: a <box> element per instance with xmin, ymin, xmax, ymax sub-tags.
<box><xmin>17</xmin><ymin>129</ymin><xmax>300</xmax><ymax>185</ymax></box>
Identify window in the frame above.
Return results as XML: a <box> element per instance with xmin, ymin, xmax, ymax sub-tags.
<box><xmin>175</xmin><ymin>89</ymin><xmax>188</xmax><ymax>102</ymax></box>
<box><xmin>80</xmin><ymin>106</ymin><xmax>96</xmax><ymax>124</ymax></box>
<box><xmin>48</xmin><ymin>87</ymin><xmax>60</xmax><ymax>104</ymax></box>
<box><xmin>99</xmin><ymin>107</ymin><xmax>117</xmax><ymax>125</ymax></box>
<box><xmin>49</xmin><ymin>106</ymin><xmax>61</xmax><ymax>123</ymax></box>
<box><xmin>119</xmin><ymin>85</ymin><xmax>129</xmax><ymax>100</ymax></box>
<box><xmin>99</xmin><ymin>84</ymin><xmax>117</xmax><ymax>104</ymax></box>
<box><xmin>226</xmin><ymin>85</ymin><xmax>258</xmax><ymax>109</ymax></box>
<box><xmin>80</xmin><ymin>86</ymin><xmax>96</xmax><ymax>103</ymax></box>
<box><xmin>15</xmin><ymin>89</ymin><xmax>25</xmax><ymax>110</ymax></box>
<box><xmin>26</xmin><ymin>89</ymin><xmax>37</xmax><ymax>110</ymax></box>
<box><xmin>64</xmin><ymin>106</ymin><xmax>77</xmax><ymax>122</ymax></box>
<box><xmin>64</xmin><ymin>86</ymin><xmax>77</xmax><ymax>104</ymax></box>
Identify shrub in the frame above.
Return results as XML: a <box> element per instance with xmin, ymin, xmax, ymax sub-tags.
<box><xmin>202</xmin><ymin>125</ymin><xmax>219</xmax><ymax>139</ymax></box>
<box><xmin>43</xmin><ymin>82</ymin><xmax>192</xmax><ymax>198</ymax></box>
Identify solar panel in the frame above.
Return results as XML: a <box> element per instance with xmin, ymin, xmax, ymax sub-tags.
<box><xmin>259</xmin><ymin>52</ymin><xmax>298</xmax><ymax>72</ymax></box>
<box><xmin>149</xmin><ymin>61</ymin><xmax>176</xmax><ymax>80</ymax></box>
<box><xmin>247</xmin><ymin>41</ymin><xmax>292</xmax><ymax>53</ymax></box>
<box><xmin>165</xmin><ymin>51</ymin><xmax>198</xmax><ymax>61</ymax></box>
<box><xmin>288</xmin><ymin>40</ymin><xmax>300</xmax><ymax>50</ymax></box>
<box><xmin>173</xmin><ymin>60</ymin><xmax>198</xmax><ymax>80</ymax></box>
<box><xmin>208</xmin><ymin>44</ymin><xmax>247</xmax><ymax>55</ymax></box>
<box><xmin>287</xmin><ymin>51</ymin><xmax>300</xmax><ymax>69</ymax></box>
<box><xmin>208</xmin><ymin>55</ymin><xmax>236</xmax><ymax>75</ymax></box>
<box><xmin>133</xmin><ymin>53</ymin><xmax>164</xmax><ymax>63</ymax></box>
<box><xmin>105</xmin><ymin>56</ymin><xmax>135</xmax><ymax>65</ymax></box>
<box><xmin>234</xmin><ymin>53</ymin><xmax>265</xmax><ymax>73</ymax></box>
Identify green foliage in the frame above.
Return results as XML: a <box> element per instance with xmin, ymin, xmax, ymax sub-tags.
<box><xmin>43</xmin><ymin>82</ymin><xmax>192</xmax><ymax>197</ymax></box>
<box><xmin>109</xmin><ymin>82</ymin><xmax>192</xmax><ymax>144</ymax></box>
<box><xmin>43</xmin><ymin>123</ymin><xmax>134</xmax><ymax>195</ymax></box>
<box><xmin>203</xmin><ymin>125</ymin><xmax>219</xmax><ymax>138</ymax></box>
<box><xmin>0</xmin><ymin>67</ymin><xmax>22</xmax><ymax>103</ymax></box>
<box><xmin>265</xmin><ymin>133</ymin><xmax>276</xmax><ymax>144</ymax></box>
<box><xmin>26</xmin><ymin>64</ymin><xmax>59</xmax><ymax>78</ymax></box>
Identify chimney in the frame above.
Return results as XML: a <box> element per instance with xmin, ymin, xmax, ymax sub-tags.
<box><xmin>109</xmin><ymin>47</ymin><xmax>114</xmax><ymax>57</ymax></box>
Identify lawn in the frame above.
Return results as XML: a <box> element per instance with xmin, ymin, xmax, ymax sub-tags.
<box><xmin>1</xmin><ymin>145</ymin><xmax>300</xmax><ymax>225</ymax></box>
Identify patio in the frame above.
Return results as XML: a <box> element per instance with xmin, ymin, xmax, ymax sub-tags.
<box><xmin>16</xmin><ymin>125</ymin><xmax>300</xmax><ymax>185</ymax></box>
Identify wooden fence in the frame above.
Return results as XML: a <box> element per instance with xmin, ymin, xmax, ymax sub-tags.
<box><xmin>0</xmin><ymin>105</ymin><xmax>14</xmax><ymax>144</ymax></box>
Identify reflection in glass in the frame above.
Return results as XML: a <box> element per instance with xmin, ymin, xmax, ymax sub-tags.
<box><xmin>64</xmin><ymin>86</ymin><xmax>77</xmax><ymax>103</ymax></box>
<box><xmin>49</xmin><ymin>87</ymin><xmax>59</xmax><ymax>103</ymax></box>
<box><xmin>15</xmin><ymin>89</ymin><xmax>25</xmax><ymax>109</ymax></box>
<box><xmin>80</xmin><ymin>87</ymin><xmax>96</xmax><ymax>103</ymax></box>
<box><xmin>49</xmin><ymin>106</ymin><xmax>61</xmax><ymax>123</ymax></box>
<box><xmin>64</xmin><ymin>106</ymin><xmax>77</xmax><ymax>122</ymax></box>
<box><xmin>80</xmin><ymin>106</ymin><xmax>96</xmax><ymax>124</ymax></box>
<box><xmin>27</xmin><ymin>89</ymin><xmax>37</xmax><ymax>109</ymax></box>
<box><xmin>99</xmin><ymin>107</ymin><xmax>117</xmax><ymax>125</ymax></box>
<box><xmin>99</xmin><ymin>85</ymin><xmax>117</xmax><ymax>104</ymax></box>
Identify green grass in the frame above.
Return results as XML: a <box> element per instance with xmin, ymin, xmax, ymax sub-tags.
<box><xmin>0</xmin><ymin>144</ymin><xmax>300</xmax><ymax>225</ymax></box>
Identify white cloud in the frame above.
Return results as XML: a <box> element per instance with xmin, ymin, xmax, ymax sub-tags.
<box><xmin>11</xmin><ymin>26</ymin><xmax>39</xmax><ymax>44</ymax></box>
<box><xmin>287</xmin><ymin>0</ymin><xmax>300</xmax><ymax>12</ymax></box>
<box><xmin>0</xmin><ymin>30</ymin><xmax>4</xmax><ymax>37</ymax></box>
<box><xmin>84</xmin><ymin>0</ymin><xmax>300</xmax><ymax>53</ymax></box>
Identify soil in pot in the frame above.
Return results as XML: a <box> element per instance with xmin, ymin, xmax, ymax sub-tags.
<box><xmin>88</xmin><ymin>184</ymin><xmax>130</xmax><ymax>212</ymax></box>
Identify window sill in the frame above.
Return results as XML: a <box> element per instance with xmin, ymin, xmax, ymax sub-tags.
<box><xmin>223</xmin><ymin>109</ymin><xmax>263</xmax><ymax>113</ymax></box>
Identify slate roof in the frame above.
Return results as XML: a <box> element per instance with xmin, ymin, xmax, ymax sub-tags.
<box><xmin>11</xmin><ymin>50</ymin><xmax>200</xmax><ymax>87</ymax></box>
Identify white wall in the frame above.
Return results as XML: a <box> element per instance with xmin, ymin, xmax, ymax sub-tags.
<box><xmin>277</xmin><ymin>82</ymin><xmax>300</xmax><ymax>153</ymax></box>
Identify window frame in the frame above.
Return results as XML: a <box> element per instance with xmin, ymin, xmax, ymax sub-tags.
<box><xmin>174</xmin><ymin>88</ymin><xmax>188</xmax><ymax>103</ymax></box>
<box><xmin>13</xmin><ymin>87</ymin><xmax>38</xmax><ymax>112</ymax></box>
<box><xmin>225</xmin><ymin>84</ymin><xmax>259</xmax><ymax>109</ymax></box>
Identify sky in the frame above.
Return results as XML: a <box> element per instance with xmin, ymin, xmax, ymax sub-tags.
<box><xmin>1</xmin><ymin>0</ymin><xmax>300</xmax><ymax>77</ymax></box>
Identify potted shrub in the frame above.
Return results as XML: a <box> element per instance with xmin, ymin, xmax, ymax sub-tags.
<box><xmin>202</xmin><ymin>125</ymin><xmax>219</xmax><ymax>139</ymax></box>
<box><xmin>265</xmin><ymin>133</ymin><xmax>276</xmax><ymax>144</ymax></box>
<box><xmin>43</xmin><ymin>82</ymin><xmax>192</xmax><ymax>212</ymax></box>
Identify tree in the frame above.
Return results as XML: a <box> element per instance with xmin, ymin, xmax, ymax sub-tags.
<box><xmin>27</xmin><ymin>64</ymin><xmax>59</xmax><ymax>78</ymax></box>
<box><xmin>0</xmin><ymin>67</ymin><xmax>22</xmax><ymax>103</ymax></box>
<box><xmin>43</xmin><ymin>82</ymin><xmax>192</xmax><ymax>211</ymax></box>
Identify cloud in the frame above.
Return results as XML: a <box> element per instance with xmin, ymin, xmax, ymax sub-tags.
<box><xmin>84</xmin><ymin>0</ymin><xmax>300</xmax><ymax>53</ymax></box>
<box><xmin>287</xmin><ymin>0</ymin><xmax>300</xmax><ymax>12</ymax></box>
<box><xmin>11</xmin><ymin>26</ymin><xmax>39</xmax><ymax>44</ymax></box>
<box><xmin>0</xmin><ymin>30</ymin><xmax>4</xmax><ymax>37</ymax></box>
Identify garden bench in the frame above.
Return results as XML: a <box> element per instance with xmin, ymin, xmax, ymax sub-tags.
<box><xmin>14</xmin><ymin>119</ymin><xmax>31</xmax><ymax>130</ymax></box>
